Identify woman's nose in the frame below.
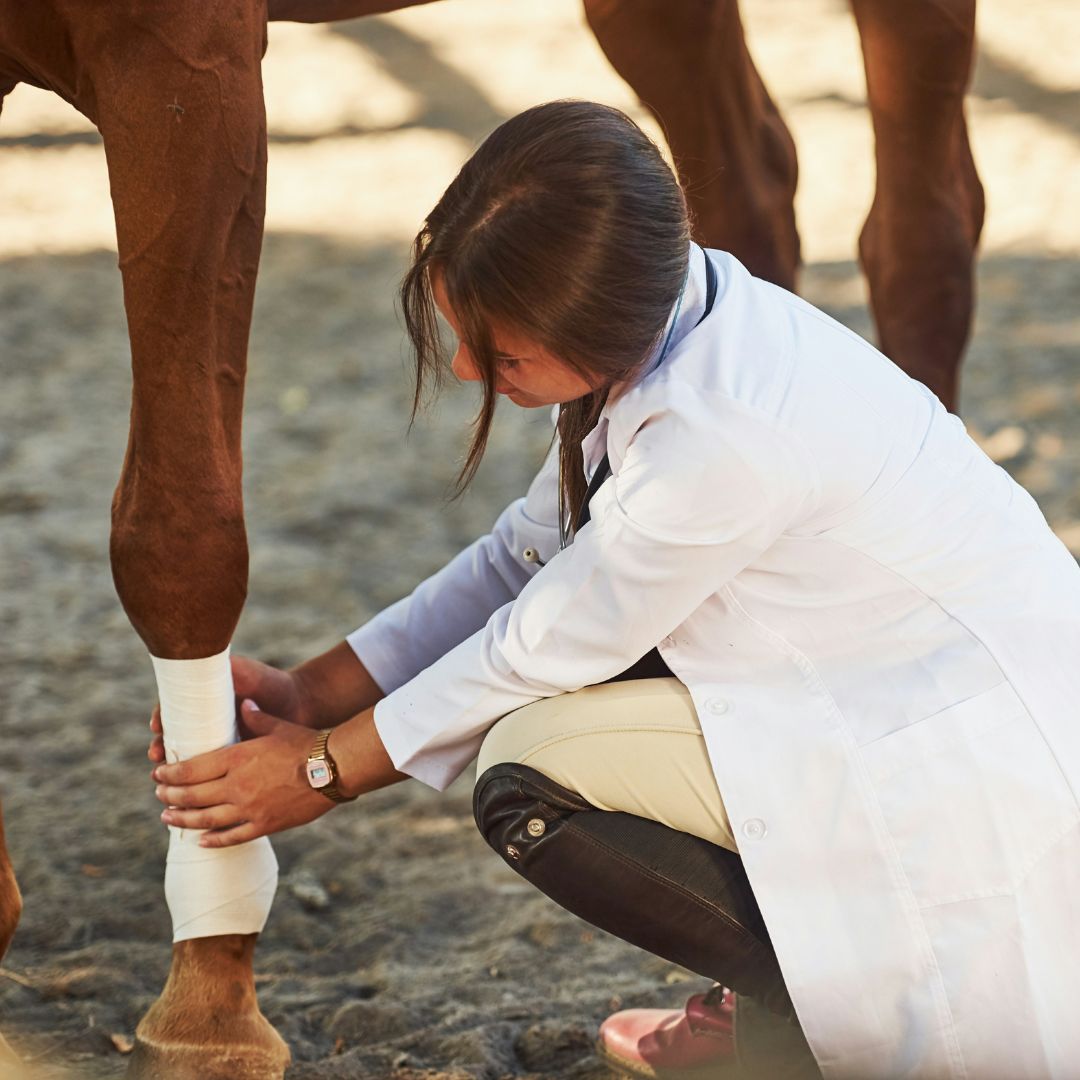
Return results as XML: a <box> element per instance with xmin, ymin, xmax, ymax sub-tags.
<box><xmin>451</xmin><ymin>346</ymin><xmax>480</xmax><ymax>383</ymax></box>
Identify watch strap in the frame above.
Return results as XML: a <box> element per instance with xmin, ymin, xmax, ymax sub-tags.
<box><xmin>307</xmin><ymin>729</ymin><xmax>357</xmax><ymax>803</ymax></box>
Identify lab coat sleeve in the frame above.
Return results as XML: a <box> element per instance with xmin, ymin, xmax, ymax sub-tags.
<box><xmin>373</xmin><ymin>388</ymin><xmax>820</xmax><ymax>789</ymax></box>
<box><xmin>345</xmin><ymin>438</ymin><xmax>562</xmax><ymax>695</ymax></box>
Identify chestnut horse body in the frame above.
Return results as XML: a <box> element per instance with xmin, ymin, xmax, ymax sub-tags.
<box><xmin>0</xmin><ymin>0</ymin><xmax>981</xmax><ymax>1075</ymax></box>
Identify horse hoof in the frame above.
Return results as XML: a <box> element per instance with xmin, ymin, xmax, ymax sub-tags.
<box><xmin>124</xmin><ymin>1012</ymin><xmax>290</xmax><ymax>1080</ymax></box>
<box><xmin>125</xmin><ymin>935</ymin><xmax>289</xmax><ymax>1080</ymax></box>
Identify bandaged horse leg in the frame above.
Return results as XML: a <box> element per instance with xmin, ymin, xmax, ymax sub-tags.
<box><xmin>583</xmin><ymin>0</ymin><xmax>800</xmax><ymax>290</ymax></box>
<box><xmin>852</xmin><ymin>0</ymin><xmax>984</xmax><ymax>411</ymax></box>
<box><xmin>150</xmin><ymin>648</ymin><xmax>278</xmax><ymax>944</ymax></box>
<box><xmin>85</xmin><ymin>2</ymin><xmax>287</xmax><ymax>1075</ymax></box>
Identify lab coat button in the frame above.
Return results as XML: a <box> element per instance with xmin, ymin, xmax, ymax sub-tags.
<box><xmin>742</xmin><ymin>818</ymin><xmax>767</xmax><ymax>841</ymax></box>
<box><xmin>705</xmin><ymin>697</ymin><xmax>731</xmax><ymax>716</ymax></box>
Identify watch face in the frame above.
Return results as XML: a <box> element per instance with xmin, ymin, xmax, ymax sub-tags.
<box><xmin>306</xmin><ymin>759</ymin><xmax>332</xmax><ymax>789</ymax></box>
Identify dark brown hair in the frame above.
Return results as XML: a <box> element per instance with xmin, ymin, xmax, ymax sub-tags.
<box><xmin>401</xmin><ymin>99</ymin><xmax>690</xmax><ymax>534</ymax></box>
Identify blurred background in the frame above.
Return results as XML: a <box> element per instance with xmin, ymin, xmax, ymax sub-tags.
<box><xmin>0</xmin><ymin>1</ymin><xmax>1076</xmax><ymax>1076</ymax></box>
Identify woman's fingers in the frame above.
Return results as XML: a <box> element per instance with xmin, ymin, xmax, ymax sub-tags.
<box><xmin>231</xmin><ymin>655</ymin><xmax>270</xmax><ymax>700</ymax></box>
<box><xmin>238</xmin><ymin>698</ymin><xmax>282</xmax><ymax>739</ymax></box>
<box><xmin>232</xmin><ymin>655</ymin><xmax>297</xmax><ymax>721</ymax></box>
<box><xmin>150</xmin><ymin>710</ymin><xmax>332</xmax><ymax>848</ymax></box>
<box><xmin>147</xmin><ymin>705</ymin><xmax>165</xmax><ymax>763</ymax></box>
<box><xmin>199</xmin><ymin>821</ymin><xmax>262</xmax><ymax>849</ymax></box>
<box><xmin>160</xmin><ymin>804</ymin><xmax>246</xmax><ymax>833</ymax></box>
<box><xmin>155</xmin><ymin>778</ymin><xmax>231</xmax><ymax>809</ymax></box>
<box><xmin>153</xmin><ymin>745</ymin><xmax>234</xmax><ymax>786</ymax></box>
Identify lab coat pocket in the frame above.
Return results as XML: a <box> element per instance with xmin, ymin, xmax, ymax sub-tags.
<box><xmin>860</xmin><ymin>681</ymin><xmax>1080</xmax><ymax>907</ymax></box>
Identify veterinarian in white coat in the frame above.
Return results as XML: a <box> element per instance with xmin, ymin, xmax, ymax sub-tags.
<box><xmin>348</xmin><ymin>244</ymin><xmax>1080</xmax><ymax>1078</ymax></box>
<box><xmin>145</xmin><ymin>100</ymin><xmax>1079</xmax><ymax>1077</ymax></box>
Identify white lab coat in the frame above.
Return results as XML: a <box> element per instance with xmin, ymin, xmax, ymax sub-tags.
<box><xmin>348</xmin><ymin>245</ymin><xmax>1080</xmax><ymax>1079</ymax></box>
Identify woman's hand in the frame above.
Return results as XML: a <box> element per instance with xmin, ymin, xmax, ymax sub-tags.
<box><xmin>152</xmin><ymin>699</ymin><xmax>334</xmax><ymax>847</ymax></box>
<box><xmin>148</xmin><ymin>654</ymin><xmax>316</xmax><ymax>765</ymax></box>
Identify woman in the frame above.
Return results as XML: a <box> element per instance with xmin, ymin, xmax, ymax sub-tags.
<box><xmin>149</xmin><ymin>100</ymin><xmax>1080</xmax><ymax>1079</ymax></box>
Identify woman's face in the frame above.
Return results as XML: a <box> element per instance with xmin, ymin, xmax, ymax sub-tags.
<box><xmin>432</xmin><ymin>272</ymin><xmax>597</xmax><ymax>408</ymax></box>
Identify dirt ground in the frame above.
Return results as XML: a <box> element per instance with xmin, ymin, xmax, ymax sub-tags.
<box><xmin>0</xmin><ymin>1</ymin><xmax>1077</xmax><ymax>1077</ymax></box>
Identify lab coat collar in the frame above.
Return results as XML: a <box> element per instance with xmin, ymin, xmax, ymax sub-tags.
<box><xmin>580</xmin><ymin>415</ymin><xmax>609</xmax><ymax>479</ymax></box>
<box><xmin>599</xmin><ymin>242</ymin><xmax>714</xmax><ymax>424</ymax></box>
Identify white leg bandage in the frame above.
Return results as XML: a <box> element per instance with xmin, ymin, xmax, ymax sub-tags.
<box><xmin>150</xmin><ymin>644</ymin><xmax>278</xmax><ymax>943</ymax></box>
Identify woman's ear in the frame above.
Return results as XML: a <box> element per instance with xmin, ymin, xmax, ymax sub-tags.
<box><xmin>451</xmin><ymin>344</ymin><xmax>479</xmax><ymax>383</ymax></box>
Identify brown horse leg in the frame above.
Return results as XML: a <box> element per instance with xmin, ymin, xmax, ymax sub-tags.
<box><xmin>0</xmin><ymin>801</ymin><xmax>23</xmax><ymax>1066</ymax></box>
<box><xmin>70</xmin><ymin>3</ymin><xmax>286</xmax><ymax>1077</ymax></box>
<box><xmin>583</xmin><ymin>0</ymin><xmax>799</xmax><ymax>289</ymax></box>
<box><xmin>0</xmin><ymin>72</ymin><xmax>24</xmax><ymax>1071</ymax></box>
<box><xmin>852</xmin><ymin>0</ymin><xmax>984</xmax><ymax>411</ymax></box>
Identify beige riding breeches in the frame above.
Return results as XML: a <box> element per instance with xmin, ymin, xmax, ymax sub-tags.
<box><xmin>476</xmin><ymin>677</ymin><xmax>738</xmax><ymax>852</ymax></box>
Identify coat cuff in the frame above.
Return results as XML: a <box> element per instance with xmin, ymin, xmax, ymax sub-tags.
<box><xmin>372</xmin><ymin>694</ymin><xmax>478</xmax><ymax>792</ymax></box>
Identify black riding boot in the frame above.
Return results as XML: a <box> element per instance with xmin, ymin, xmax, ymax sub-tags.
<box><xmin>473</xmin><ymin>762</ymin><xmax>819</xmax><ymax>1077</ymax></box>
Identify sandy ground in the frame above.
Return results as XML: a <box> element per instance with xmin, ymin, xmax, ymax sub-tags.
<box><xmin>0</xmin><ymin>1</ymin><xmax>1077</xmax><ymax>1076</ymax></box>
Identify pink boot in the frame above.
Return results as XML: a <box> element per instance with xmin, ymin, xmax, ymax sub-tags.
<box><xmin>597</xmin><ymin>985</ymin><xmax>737</xmax><ymax>1079</ymax></box>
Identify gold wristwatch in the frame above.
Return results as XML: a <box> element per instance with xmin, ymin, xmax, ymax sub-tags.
<box><xmin>305</xmin><ymin>730</ymin><xmax>357</xmax><ymax>803</ymax></box>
